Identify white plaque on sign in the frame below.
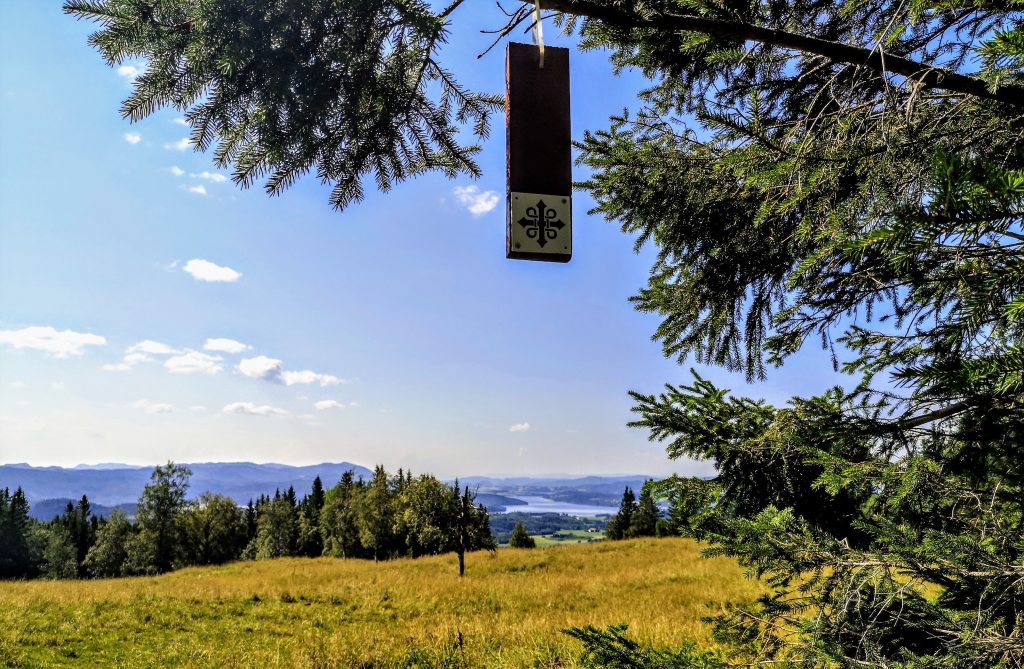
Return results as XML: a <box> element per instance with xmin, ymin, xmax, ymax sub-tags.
<box><xmin>508</xmin><ymin>192</ymin><xmax>572</xmax><ymax>262</ymax></box>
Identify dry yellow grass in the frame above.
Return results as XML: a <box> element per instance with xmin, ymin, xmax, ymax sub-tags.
<box><xmin>0</xmin><ymin>538</ymin><xmax>763</xmax><ymax>668</ymax></box>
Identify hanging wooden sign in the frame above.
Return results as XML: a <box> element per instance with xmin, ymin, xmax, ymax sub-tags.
<box><xmin>506</xmin><ymin>42</ymin><xmax>572</xmax><ymax>262</ymax></box>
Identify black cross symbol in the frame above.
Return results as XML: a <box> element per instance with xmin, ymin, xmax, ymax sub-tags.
<box><xmin>517</xmin><ymin>199</ymin><xmax>564</xmax><ymax>248</ymax></box>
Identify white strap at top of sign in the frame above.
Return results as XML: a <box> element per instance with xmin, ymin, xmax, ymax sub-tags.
<box><xmin>532</xmin><ymin>0</ymin><xmax>545</xmax><ymax>68</ymax></box>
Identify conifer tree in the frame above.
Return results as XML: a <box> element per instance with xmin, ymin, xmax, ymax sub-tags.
<box><xmin>321</xmin><ymin>470</ymin><xmax>363</xmax><ymax>558</ymax></box>
<box><xmin>0</xmin><ymin>487</ymin><xmax>33</xmax><ymax>578</ymax></box>
<box><xmin>508</xmin><ymin>521</ymin><xmax>536</xmax><ymax>549</ymax></box>
<box><xmin>628</xmin><ymin>484</ymin><xmax>659</xmax><ymax>538</ymax></box>
<box><xmin>605</xmin><ymin>487</ymin><xmax>637</xmax><ymax>541</ymax></box>
<box><xmin>357</xmin><ymin>466</ymin><xmax>397</xmax><ymax>562</ymax></box>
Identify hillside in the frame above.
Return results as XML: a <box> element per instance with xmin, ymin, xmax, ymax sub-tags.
<box><xmin>0</xmin><ymin>538</ymin><xmax>763</xmax><ymax>668</ymax></box>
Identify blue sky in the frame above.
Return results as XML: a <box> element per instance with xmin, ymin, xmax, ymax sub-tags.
<box><xmin>0</xmin><ymin>2</ymin><xmax>848</xmax><ymax>477</ymax></box>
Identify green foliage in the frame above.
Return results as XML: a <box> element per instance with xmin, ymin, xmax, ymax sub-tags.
<box><xmin>181</xmin><ymin>492</ymin><xmax>247</xmax><ymax>565</ymax></box>
<box><xmin>134</xmin><ymin>461</ymin><xmax>191</xmax><ymax>573</ymax></box>
<box><xmin>508</xmin><ymin>521</ymin><xmax>536</xmax><ymax>549</ymax></box>
<box><xmin>565</xmin><ymin>624</ymin><xmax>723</xmax><ymax>668</ymax></box>
<box><xmin>604</xmin><ymin>486</ymin><xmax>637</xmax><ymax>540</ymax></box>
<box><xmin>63</xmin><ymin>0</ymin><xmax>501</xmax><ymax>210</ymax></box>
<box><xmin>37</xmin><ymin>524</ymin><xmax>77</xmax><ymax>580</ymax></box>
<box><xmin>246</xmin><ymin>493</ymin><xmax>298</xmax><ymax>560</ymax></box>
<box><xmin>564</xmin><ymin>0</ymin><xmax>1024</xmax><ymax>665</ymax></box>
<box><xmin>56</xmin><ymin>496</ymin><xmax>97</xmax><ymax>577</ymax></box>
<box><xmin>83</xmin><ymin>509</ymin><xmax>133</xmax><ymax>577</ymax></box>
<box><xmin>0</xmin><ymin>487</ymin><xmax>34</xmax><ymax>578</ymax></box>
<box><xmin>321</xmin><ymin>470</ymin><xmax>362</xmax><ymax>558</ymax></box>
<box><xmin>628</xmin><ymin>483</ymin><xmax>660</xmax><ymax>537</ymax></box>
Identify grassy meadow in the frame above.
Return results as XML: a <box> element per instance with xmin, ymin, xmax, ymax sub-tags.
<box><xmin>0</xmin><ymin>538</ymin><xmax>762</xmax><ymax>668</ymax></box>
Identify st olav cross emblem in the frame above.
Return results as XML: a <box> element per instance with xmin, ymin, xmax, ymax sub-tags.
<box><xmin>517</xmin><ymin>198</ymin><xmax>565</xmax><ymax>248</ymax></box>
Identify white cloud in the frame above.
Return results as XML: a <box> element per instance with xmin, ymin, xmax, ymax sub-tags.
<box><xmin>453</xmin><ymin>185</ymin><xmax>499</xmax><ymax>216</ymax></box>
<box><xmin>204</xmin><ymin>338</ymin><xmax>250</xmax><ymax>354</ymax></box>
<box><xmin>164</xmin><ymin>350</ymin><xmax>223</xmax><ymax>375</ymax></box>
<box><xmin>124</xmin><ymin>132</ymin><xmax>142</xmax><ymax>145</ymax></box>
<box><xmin>117</xmin><ymin>65</ymin><xmax>141</xmax><ymax>79</ymax></box>
<box><xmin>183</xmin><ymin>259</ymin><xmax>241</xmax><ymax>282</ymax></box>
<box><xmin>188</xmin><ymin>184</ymin><xmax>207</xmax><ymax>196</ymax></box>
<box><xmin>281</xmin><ymin>370</ymin><xmax>344</xmax><ymax>387</ymax></box>
<box><xmin>173</xmin><ymin>118</ymin><xmax>189</xmax><ymax>126</ymax></box>
<box><xmin>222</xmin><ymin>401</ymin><xmax>288</xmax><ymax>417</ymax></box>
<box><xmin>314</xmin><ymin>400</ymin><xmax>346</xmax><ymax>411</ymax></box>
<box><xmin>190</xmin><ymin>405</ymin><xmax>208</xmax><ymax>413</ymax></box>
<box><xmin>168</xmin><ymin>166</ymin><xmax>185</xmax><ymax>177</ymax></box>
<box><xmin>509</xmin><ymin>422</ymin><xmax>530</xmax><ymax>432</ymax></box>
<box><xmin>50</xmin><ymin>382</ymin><xmax>65</xmax><ymax>391</ymax></box>
<box><xmin>238</xmin><ymin>355</ymin><xmax>282</xmax><ymax>382</ymax></box>
<box><xmin>127</xmin><ymin>340</ymin><xmax>179</xmax><ymax>356</ymax></box>
<box><xmin>133</xmin><ymin>399</ymin><xmax>175</xmax><ymax>414</ymax></box>
<box><xmin>190</xmin><ymin>171</ymin><xmax>228</xmax><ymax>183</ymax></box>
<box><xmin>102</xmin><ymin>341</ymin><xmax>176</xmax><ymax>372</ymax></box>
<box><xmin>0</xmin><ymin>326</ymin><xmax>106</xmax><ymax>358</ymax></box>
<box><xmin>165</xmin><ymin>137</ymin><xmax>192</xmax><ymax>151</ymax></box>
<box><xmin>9</xmin><ymin>381</ymin><xmax>27</xmax><ymax>389</ymax></box>
<box><xmin>238</xmin><ymin>356</ymin><xmax>346</xmax><ymax>387</ymax></box>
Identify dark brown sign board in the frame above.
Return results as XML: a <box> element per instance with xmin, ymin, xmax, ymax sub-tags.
<box><xmin>506</xmin><ymin>42</ymin><xmax>572</xmax><ymax>262</ymax></box>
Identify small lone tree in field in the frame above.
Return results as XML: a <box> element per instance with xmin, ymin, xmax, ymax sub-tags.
<box><xmin>508</xmin><ymin>521</ymin><xmax>536</xmax><ymax>549</ymax></box>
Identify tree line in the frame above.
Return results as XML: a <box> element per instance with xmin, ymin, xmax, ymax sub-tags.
<box><xmin>603</xmin><ymin>483</ymin><xmax>663</xmax><ymax>540</ymax></box>
<box><xmin>0</xmin><ymin>462</ymin><xmax>494</xmax><ymax>580</ymax></box>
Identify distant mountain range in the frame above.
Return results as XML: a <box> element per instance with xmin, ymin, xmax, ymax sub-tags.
<box><xmin>1</xmin><ymin>463</ymin><xmax>654</xmax><ymax>520</ymax></box>
<box><xmin>0</xmin><ymin>461</ymin><xmax>373</xmax><ymax>508</ymax></box>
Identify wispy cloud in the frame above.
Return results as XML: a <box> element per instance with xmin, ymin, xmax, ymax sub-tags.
<box><xmin>132</xmin><ymin>399</ymin><xmax>175</xmax><ymax>414</ymax></box>
<box><xmin>102</xmin><ymin>340</ymin><xmax>177</xmax><ymax>371</ymax></box>
<box><xmin>168</xmin><ymin>166</ymin><xmax>184</xmax><ymax>177</ymax></box>
<box><xmin>117</xmin><ymin>65</ymin><xmax>141</xmax><ymax>79</ymax></box>
<box><xmin>509</xmin><ymin>422</ymin><xmax>530</xmax><ymax>432</ymax></box>
<box><xmin>222</xmin><ymin>401</ymin><xmax>288</xmax><ymax>417</ymax></box>
<box><xmin>164</xmin><ymin>137</ymin><xmax>192</xmax><ymax>151</ymax></box>
<box><xmin>183</xmin><ymin>259</ymin><xmax>241</xmax><ymax>282</ymax></box>
<box><xmin>123</xmin><ymin>132</ymin><xmax>142</xmax><ymax>145</ymax></box>
<box><xmin>128</xmin><ymin>340</ymin><xmax>179</xmax><ymax>356</ymax></box>
<box><xmin>173</xmin><ymin>118</ymin><xmax>188</xmax><ymax>126</ymax></box>
<box><xmin>314</xmin><ymin>400</ymin><xmax>347</xmax><ymax>410</ymax></box>
<box><xmin>187</xmin><ymin>184</ymin><xmax>207</xmax><ymax>196</ymax></box>
<box><xmin>203</xmin><ymin>338</ymin><xmax>250</xmax><ymax>354</ymax></box>
<box><xmin>190</xmin><ymin>171</ymin><xmax>228</xmax><ymax>183</ymax></box>
<box><xmin>453</xmin><ymin>185</ymin><xmax>499</xmax><ymax>216</ymax></box>
<box><xmin>0</xmin><ymin>326</ymin><xmax>106</xmax><ymax>358</ymax></box>
<box><xmin>281</xmin><ymin>370</ymin><xmax>344</xmax><ymax>387</ymax></box>
<box><xmin>165</xmin><ymin>350</ymin><xmax>223</xmax><ymax>375</ymax></box>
